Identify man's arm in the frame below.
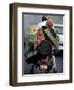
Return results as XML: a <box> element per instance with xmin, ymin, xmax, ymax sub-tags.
<box><xmin>43</xmin><ymin>28</ymin><xmax>59</xmax><ymax>49</ymax></box>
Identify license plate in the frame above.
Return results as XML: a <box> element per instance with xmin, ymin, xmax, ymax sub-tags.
<box><xmin>40</xmin><ymin>65</ymin><xmax>47</xmax><ymax>70</ymax></box>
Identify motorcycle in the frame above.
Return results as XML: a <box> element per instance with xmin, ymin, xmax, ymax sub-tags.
<box><xmin>25</xmin><ymin>20</ymin><xmax>59</xmax><ymax>74</ymax></box>
<box><xmin>25</xmin><ymin>40</ymin><xmax>57</xmax><ymax>74</ymax></box>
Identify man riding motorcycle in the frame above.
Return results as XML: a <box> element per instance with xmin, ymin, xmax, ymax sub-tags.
<box><xmin>25</xmin><ymin>16</ymin><xmax>59</xmax><ymax>74</ymax></box>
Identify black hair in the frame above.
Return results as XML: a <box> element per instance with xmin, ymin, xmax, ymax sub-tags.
<box><xmin>42</xmin><ymin>16</ymin><xmax>48</xmax><ymax>21</ymax></box>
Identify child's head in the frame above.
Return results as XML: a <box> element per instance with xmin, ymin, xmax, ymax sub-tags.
<box><xmin>42</xmin><ymin>16</ymin><xmax>48</xmax><ymax>21</ymax></box>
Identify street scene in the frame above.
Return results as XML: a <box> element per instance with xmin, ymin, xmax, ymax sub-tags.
<box><xmin>22</xmin><ymin>14</ymin><xmax>63</xmax><ymax>75</ymax></box>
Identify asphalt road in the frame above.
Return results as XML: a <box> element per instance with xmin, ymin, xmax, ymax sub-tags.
<box><xmin>55</xmin><ymin>55</ymin><xmax>63</xmax><ymax>73</ymax></box>
<box><xmin>23</xmin><ymin>55</ymin><xmax>63</xmax><ymax>74</ymax></box>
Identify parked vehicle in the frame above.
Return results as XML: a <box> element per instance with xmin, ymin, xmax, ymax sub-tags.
<box><xmin>55</xmin><ymin>26</ymin><xmax>63</xmax><ymax>55</ymax></box>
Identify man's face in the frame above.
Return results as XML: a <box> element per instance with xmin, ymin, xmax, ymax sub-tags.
<box><xmin>46</xmin><ymin>19</ymin><xmax>53</xmax><ymax>28</ymax></box>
